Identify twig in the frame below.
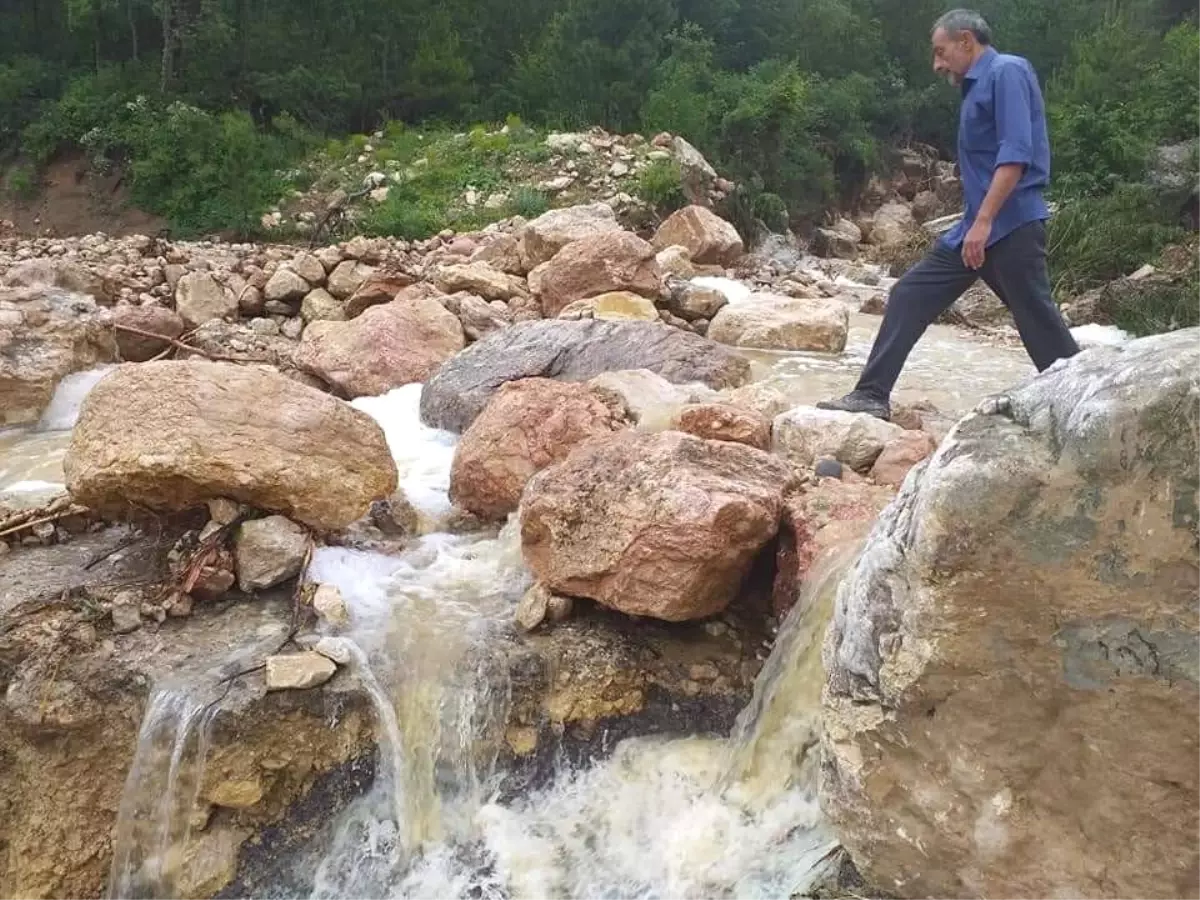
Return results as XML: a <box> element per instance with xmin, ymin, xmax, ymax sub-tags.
<box><xmin>147</xmin><ymin>326</ymin><xmax>199</xmax><ymax>362</ymax></box>
<box><xmin>113</xmin><ymin>324</ymin><xmax>248</xmax><ymax>363</ymax></box>
<box><xmin>0</xmin><ymin>504</ymin><xmax>89</xmax><ymax>540</ymax></box>
<box><xmin>83</xmin><ymin>528</ymin><xmax>141</xmax><ymax>570</ymax></box>
<box><xmin>289</xmin><ymin>536</ymin><xmax>315</xmax><ymax>635</ymax></box>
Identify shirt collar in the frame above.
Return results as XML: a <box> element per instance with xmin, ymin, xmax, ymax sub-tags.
<box><xmin>964</xmin><ymin>46</ymin><xmax>998</xmax><ymax>83</ymax></box>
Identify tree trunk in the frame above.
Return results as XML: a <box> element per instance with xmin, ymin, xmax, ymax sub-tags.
<box><xmin>128</xmin><ymin>0</ymin><xmax>138</xmax><ymax>61</ymax></box>
<box><xmin>160</xmin><ymin>0</ymin><xmax>174</xmax><ymax>92</ymax></box>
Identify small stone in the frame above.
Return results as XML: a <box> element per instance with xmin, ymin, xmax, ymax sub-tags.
<box><xmin>516</xmin><ymin>583</ymin><xmax>550</xmax><ymax>632</ymax></box>
<box><xmin>235</xmin><ymin>516</ymin><xmax>309</xmax><ymax>592</ymax></box>
<box><xmin>312</xmin><ymin>584</ymin><xmax>350</xmax><ymax>628</ymax></box>
<box><xmin>207</xmin><ymin>498</ymin><xmax>241</xmax><ymax>525</ymax></box>
<box><xmin>110</xmin><ymin>603</ymin><xmax>142</xmax><ymax>634</ymax></box>
<box><xmin>192</xmin><ymin>566</ymin><xmax>235</xmax><ymax>601</ymax></box>
<box><xmin>207</xmin><ymin>778</ymin><xmax>264</xmax><ymax>809</ymax></box>
<box><xmin>313</xmin><ymin>636</ymin><xmax>354</xmax><ymax>665</ymax></box>
<box><xmin>280</xmin><ymin>317</ymin><xmax>304</xmax><ymax>340</ymax></box>
<box><xmin>263</xmin><ymin>299</ymin><xmax>294</xmax><ymax>316</ymax></box>
<box><xmin>248</xmin><ymin>316</ymin><xmax>280</xmax><ymax>336</ymax></box>
<box><xmin>265</xmin><ymin>652</ymin><xmax>337</xmax><ymax>690</ymax></box>
<box><xmin>165</xmin><ymin>592</ymin><xmax>194</xmax><ymax>617</ymax></box>
<box><xmin>301</xmin><ymin>288</ymin><xmax>345</xmax><ymax>323</ymax></box>
<box><xmin>688</xmin><ymin>662</ymin><xmax>720</xmax><ymax>681</ymax></box>
<box><xmin>546</xmin><ymin>593</ymin><xmax>574</xmax><ymax>623</ymax></box>
<box><xmin>290</xmin><ymin>253</ymin><xmax>326</xmax><ymax>285</ymax></box>
<box><xmin>814</xmin><ymin>457</ymin><xmax>844</xmax><ymax>479</ymax></box>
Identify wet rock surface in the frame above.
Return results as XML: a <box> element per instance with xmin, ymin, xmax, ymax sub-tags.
<box><xmin>419</xmin><ymin>319</ymin><xmax>751</xmax><ymax>433</ymax></box>
<box><xmin>821</xmin><ymin>329</ymin><xmax>1200</xmax><ymax>899</ymax></box>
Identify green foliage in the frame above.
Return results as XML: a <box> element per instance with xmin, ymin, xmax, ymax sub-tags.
<box><xmin>1048</xmin><ymin>184</ymin><xmax>1186</xmax><ymax>296</ymax></box>
<box><xmin>633</xmin><ymin>159</ymin><xmax>686</xmax><ymax>213</ymax></box>
<box><xmin>1107</xmin><ymin>272</ymin><xmax>1200</xmax><ymax>336</ymax></box>
<box><xmin>0</xmin><ymin>56</ymin><xmax>61</xmax><ymax>154</ymax></box>
<box><xmin>3</xmin><ymin>163</ymin><xmax>38</xmax><ymax>200</ymax></box>
<box><xmin>509</xmin><ymin>185</ymin><xmax>549</xmax><ymax>219</ymax></box>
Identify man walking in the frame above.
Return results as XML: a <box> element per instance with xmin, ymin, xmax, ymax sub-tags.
<box><xmin>818</xmin><ymin>9</ymin><xmax>1079</xmax><ymax>421</ymax></box>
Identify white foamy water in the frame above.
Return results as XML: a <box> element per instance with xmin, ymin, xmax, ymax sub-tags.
<box><xmin>37</xmin><ymin>364</ymin><xmax>116</xmax><ymax>431</ymax></box>
<box><xmin>692</xmin><ymin>275</ymin><xmax>753</xmax><ymax>305</ymax></box>
<box><xmin>1071</xmin><ymin>323</ymin><xmax>1133</xmax><ymax>348</ymax></box>
<box><xmin>351</xmin><ymin>383</ymin><xmax>458</xmax><ymax>523</ymax></box>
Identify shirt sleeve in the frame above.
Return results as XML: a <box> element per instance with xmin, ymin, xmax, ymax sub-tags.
<box><xmin>993</xmin><ymin>63</ymin><xmax>1034</xmax><ymax>168</ymax></box>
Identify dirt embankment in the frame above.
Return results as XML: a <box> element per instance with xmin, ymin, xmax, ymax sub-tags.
<box><xmin>2</xmin><ymin>154</ymin><xmax>166</xmax><ymax>238</ymax></box>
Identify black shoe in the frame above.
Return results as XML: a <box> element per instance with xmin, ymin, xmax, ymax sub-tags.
<box><xmin>816</xmin><ymin>390</ymin><xmax>891</xmax><ymax>420</ymax></box>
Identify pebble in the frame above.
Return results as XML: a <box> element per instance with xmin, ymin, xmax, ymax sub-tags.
<box><xmin>815</xmin><ymin>458</ymin><xmax>844</xmax><ymax>479</ymax></box>
<box><xmin>265</xmin><ymin>652</ymin><xmax>337</xmax><ymax>691</ymax></box>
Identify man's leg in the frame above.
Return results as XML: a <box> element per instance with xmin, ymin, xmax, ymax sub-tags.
<box><xmin>981</xmin><ymin>220</ymin><xmax>1080</xmax><ymax>371</ymax></box>
<box><xmin>820</xmin><ymin>241</ymin><xmax>977</xmax><ymax>417</ymax></box>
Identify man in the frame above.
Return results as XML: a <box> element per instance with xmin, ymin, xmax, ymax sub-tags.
<box><xmin>818</xmin><ymin>9</ymin><xmax>1079</xmax><ymax>421</ymax></box>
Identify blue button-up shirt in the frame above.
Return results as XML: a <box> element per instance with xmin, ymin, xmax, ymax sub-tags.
<box><xmin>941</xmin><ymin>47</ymin><xmax>1051</xmax><ymax>249</ymax></box>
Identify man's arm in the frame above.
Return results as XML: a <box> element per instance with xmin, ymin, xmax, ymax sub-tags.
<box><xmin>962</xmin><ymin>63</ymin><xmax>1034</xmax><ymax>269</ymax></box>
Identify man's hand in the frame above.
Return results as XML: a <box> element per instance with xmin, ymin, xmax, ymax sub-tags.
<box><xmin>962</xmin><ymin>215</ymin><xmax>992</xmax><ymax>269</ymax></box>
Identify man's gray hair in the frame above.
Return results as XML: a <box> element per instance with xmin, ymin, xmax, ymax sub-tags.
<box><xmin>933</xmin><ymin>9</ymin><xmax>992</xmax><ymax>45</ymax></box>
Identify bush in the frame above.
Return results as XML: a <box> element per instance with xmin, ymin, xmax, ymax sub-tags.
<box><xmin>509</xmin><ymin>185</ymin><xmax>549</xmax><ymax>219</ymax></box>
<box><xmin>632</xmin><ymin>158</ymin><xmax>685</xmax><ymax>213</ymax></box>
<box><xmin>3</xmin><ymin>163</ymin><xmax>38</xmax><ymax>200</ymax></box>
<box><xmin>1106</xmin><ymin>274</ymin><xmax>1200</xmax><ymax>336</ymax></box>
<box><xmin>0</xmin><ymin>56</ymin><xmax>60</xmax><ymax>154</ymax></box>
<box><xmin>1048</xmin><ymin>184</ymin><xmax>1186</xmax><ymax>296</ymax></box>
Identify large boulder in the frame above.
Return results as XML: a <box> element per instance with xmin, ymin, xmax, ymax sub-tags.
<box><xmin>175</xmin><ymin>272</ymin><xmax>237</xmax><ymax>328</ymax></box>
<box><xmin>867</xmin><ymin>201</ymin><xmax>917</xmax><ymax>249</ymax></box>
<box><xmin>529</xmin><ymin>232</ymin><xmax>661</xmax><ymax>317</ymax></box>
<box><xmin>295</xmin><ymin>295</ymin><xmax>465</xmax><ymax>398</ymax></box>
<box><xmin>449</xmin><ymin>379</ymin><xmax>627</xmax><ymax>520</ymax></box>
<box><xmin>419</xmin><ymin>319</ymin><xmax>751</xmax><ymax>433</ymax></box>
<box><xmin>652</xmin><ymin>206</ymin><xmax>744</xmax><ymax>267</ymax></box>
<box><xmin>821</xmin><ymin>329</ymin><xmax>1200</xmax><ymax>899</ymax></box>
<box><xmin>519</xmin><ymin>203</ymin><xmax>623</xmax><ymax>269</ymax></box>
<box><xmin>520</xmin><ymin>430</ymin><xmax>799</xmax><ymax>621</ymax></box>
<box><xmin>64</xmin><ymin>361</ymin><xmax>397</xmax><ymax>530</ymax></box>
<box><xmin>708</xmin><ymin>294</ymin><xmax>849</xmax><ymax>353</ymax></box>
<box><xmin>0</xmin><ymin>287</ymin><xmax>117</xmax><ymax>426</ymax></box>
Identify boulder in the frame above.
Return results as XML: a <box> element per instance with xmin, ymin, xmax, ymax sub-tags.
<box><xmin>0</xmin><ymin>288</ymin><xmax>116</xmax><ymax>426</ymax></box>
<box><xmin>810</xmin><ymin>228</ymin><xmax>858</xmax><ymax>260</ymax></box>
<box><xmin>449</xmin><ymin>379</ymin><xmax>627</xmax><ymax>520</ymax></box>
<box><xmin>326</xmin><ymin>260</ymin><xmax>375</xmax><ymax>300</ymax></box>
<box><xmin>558</xmin><ymin>291</ymin><xmax>659</xmax><ymax>322</ymax></box>
<box><xmin>529</xmin><ymin>232</ymin><xmax>661</xmax><ymax>317</ymax></box>
<box><xmin>263</xmin><ymin>268</ymin><xmax>310</xmax><ymax>304</ymax></box>
<box><xmin>869</xmin><ymin>429</ymin><xmax>937</xmax><ymax>487</ymax></box>
<box><xmin>655</xmin><ymin>245</ymin><xmax>696</xmax><ymax>279</ymax></box>
<box><xmin>175</xmin><ymin>273</ymin><xmax>237</xmax><ymax>328</ymax></box>
<box><xmin>519</xmin><ymin>203</ymin><xmax>623</xmax><ymax>269</ymax></box>
<box><xmin>300</xmin><ymin>288</ymin><xmax>345</xmax><ymax>323</ymax></box>
<box><xmin>63</xmin><ymin>361</ymin><xmax>397</xmax><ymax>530</ymax></box>
<box><xmin>419</xmin><ymin>319</ymin><xmax>751</xmax><ymax>433</ymax></box>
<box><xmin>708</xmin><ymin>293</ymin><xmax>849</xmax><ymax>353</ymax></box>
<box><xmin>234</xmin><ymin>515</ymin><xmax>308</xmax><ymax>592</ymax></box>
<box><xmin>456</xmin><ymin>293</ymin><xmax>512</xmax><ymax>341</ymax></box>
<box><xmin>470</xmin><ymin>234</ymin><xmax>526</xmax><ymax>275</ymax></box>
<box><xmin>295</xmin><ymin>295</ymin><xmax>465</xmax><ymax>398</ymax></box>
<box><xmin>289</xmin><ymin>253</ymin><xmax>326</xmax><ymax>286</ymax></box>
<box><xmin>773</xmin><ymin>406</ymin><xmax>904</xmax><ymax>473</ymax></box>
<box><xmin>520</xmin><ymin>430</ymin><xmax>798</xmax><ymax>621</ymax></box>
<box><xmin>821</xmin><ymin>329</ymin><xmax>1200</xmax><ymax>899</ymax></box>
<box><xmin>344</xmin><ymin>271</ymin><xmax>417</xmax><ymax>318</ymax></box>
<box><xmin>652</xmin><ymin>206</ymin><xmax>744</xmax><ymax>267</ymax></box>
<box><xmin>433</xmin><ymin>263</ymin><xmax>528</xmax><ymax>303</ymax></box>
<box><xmin>772</xmin><ymin>480</ymin><xmax>894</xmax><ymax>617</ymax></box>
<box><xmin>588</xmin><ymin>369</ymin><xmax>717</xmax><ymax>431</ymax></box>
<box><xmin>664</xmin><ymin>280</ymin><xmax>727</xmax><ymax>321</ymax></box>
<box><xmin>867</xmin><ymin>201</ymin><xmax>917</xmax><ymax>248</ymax></box>
<box><xmin>675</xmin><ymin>402</ymin><xmax>771</xmax><ymax>450</ymax></box>
<box><xmin>3</xmin><ymin>258</ymin><xmax>109</xmax><ymax>302</ymax></box>
<box><xmin>112</xmin><ymin>304</ymin><xmax>185</xmax><ymax>362</ymax></box>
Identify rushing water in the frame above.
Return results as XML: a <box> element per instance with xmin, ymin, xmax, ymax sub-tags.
<box><xmin>3</xmin><ymin>266</ymin><xmax>1135</xmax><ymax>899</ymax></box>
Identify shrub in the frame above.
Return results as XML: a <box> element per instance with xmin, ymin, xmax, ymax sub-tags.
<box><xmin>3</xmin><ymin>163</ymin><xmax>38</xmax><ymax>200</ymax></box>
<box><xmin>509</xmin><ymin>185</ymin><xmax>549</xmax><ymax>219</ymax></box>
<box><xmin>1047</xmin><ymin>184</ymin><xmax>1185</xmax><ymax>296</ymax></box>
<box><xmin>632</xmin><ymin>158</ymin><xmax>685</xmax><ymax>213</ymax></box>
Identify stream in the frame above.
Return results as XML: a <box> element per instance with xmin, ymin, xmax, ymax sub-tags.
<box><xmin>0</xmin><ymin>267</ymin><xmax>1132</xmax><ymax>899</ymax></box>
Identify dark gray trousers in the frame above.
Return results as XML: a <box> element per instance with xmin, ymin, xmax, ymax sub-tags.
<box><xmin>856</xmin><ymin>220</ymin><xmax>1081</xmax><ymax>400</ymax></box>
